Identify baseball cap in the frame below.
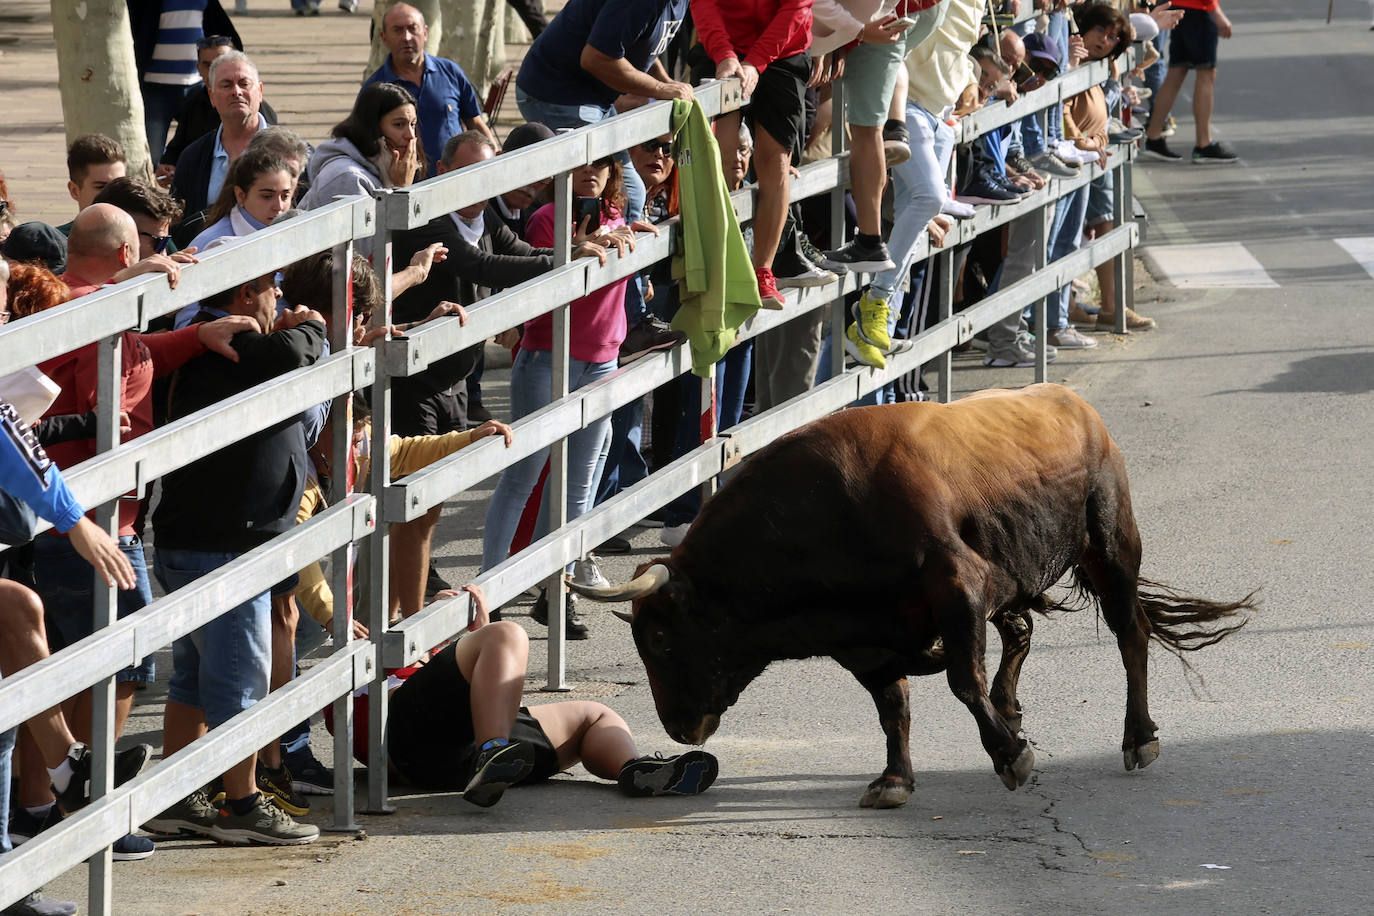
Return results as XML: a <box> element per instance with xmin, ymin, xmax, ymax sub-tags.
<box><xmin>1023</xmin><ymin>32</ymin><xmax>1062</xmax><ymax>68</ymax></box>
<box><xmin>0</xmin><ymin>221</ymin><xmax>68</xmax><ymax>274</ymax></box>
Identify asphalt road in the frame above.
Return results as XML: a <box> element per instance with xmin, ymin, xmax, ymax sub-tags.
<box><xmin>44</xmin><ymin>3</ymin><xmax>1374</xmax><ymax>913</ymax></box>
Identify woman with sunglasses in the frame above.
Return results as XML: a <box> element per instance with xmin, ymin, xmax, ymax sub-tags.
<box><xmin>479</xmin><ymin>154</ymin><xmax>638</xmax><ymax>638</ymax></box>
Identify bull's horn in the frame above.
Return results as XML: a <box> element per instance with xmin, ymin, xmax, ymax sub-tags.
<box><xmin>568</xmin><ymin>563</ymin><xmax>670</xmax><ymax>603</ymax></box>
<box><xmin>613</xmin><ymin>609</ymin><xmax>634</xmax><ymax>624</ymax></box>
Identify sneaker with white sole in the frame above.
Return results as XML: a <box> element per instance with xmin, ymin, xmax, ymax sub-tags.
<box><xmin>755</xmin><ymin>266</ymin><xmax>785</xmax><ymax>309</ymax></box>
<box><xmin>618</xmin><ymin>751</ymin><xmax>719</xmax><ymax>797</ymax></box>
<box><xmin>799</xmin><ymin>235</ymin><xmax>845</xmax><ymax>276</ymax></box>
<box><xmin>2</xmin><ymin>892</ymin><xmax>78</xmax><ymax>916</ymax></box>
<box><xmin>209</xmin><ymin>794</ymin><xmax>319</xmax><ymax>846</ymax></box>
<box><xmin>1029</xmin><ymin>152</ymin><xmax>1078</xmax><ymax>178</ymax></box>
<box><xmin>822</xmin><ymin>237</ymin><xmax>895</xmax><ymax>273</ymax></box>
<box><xmin>940</xmin><ymin>196</ymin><xmax>977</xmax><ymax>219</ymax></box>
<box><xmin>844</xmin><ymin>321</ymin><xmax>886</xmax><ymax>369</ymax></box>
<box><xmin>1141</xmin><ymin>137</ymin><xmax>1182</xmax><ymax>162</ymax></box>
<box><xmin>983</xmin><ymin>336</ymin><xmax>1057</xmax><ymax>368</ymax></box>
<box><xmin>1047</xmin><ymin>326</ymin><xmax>1098</xmax><ymax>349</ymax></box>
<box><xmin>882</xmin><ymin>118</ymin><xmax>911</xmax><ymax>168</ymax></box>
<box><xmin>283</xmin><ymin>745</ymin><xmax>334</xmax><ymax>796</ymax></box>
<box><xmin>1192</xmin><ymin>141</ymin><xmax>1238</xmax><ymax>164</ymax></box>
<box><xmin>111</xmin><ymin>833</ymin><xmax>156</xmax><ymax>861</ymax></box>
<box><xmin>851</xmin><ymin>290</ymin><xmax>892</xmax><ymax>352</ymax></box>
<box><xmin>570</xmin><ymin>557</ymin><xmax>610</xmax><ymax>590</ymax></box>
<box><xmin>144</xmin><ymin>789</ymin><xmax>219</xmax><ymax>837</ymax></box>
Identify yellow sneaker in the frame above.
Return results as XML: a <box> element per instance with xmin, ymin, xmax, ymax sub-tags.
<box><xmin>844</xmin><ymin>321</ymin><xmax>886</xmax><ymax>369</ymax></box>
<box><xmin>853</xmin><ymin>290</ymin><xmax>892</xmax><ymax>352</ymax></box>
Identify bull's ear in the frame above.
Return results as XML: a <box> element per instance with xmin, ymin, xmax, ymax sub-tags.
<box><xmin>568</xmin><ymin>562</ymin><xmax>670</xmax><ymax>603</ymax></box>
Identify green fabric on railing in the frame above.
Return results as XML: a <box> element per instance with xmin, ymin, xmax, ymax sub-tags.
<box><xmin>668</xmin><ymin>98</ymin><xmax>761</xmax><ymax>378</ymax></box>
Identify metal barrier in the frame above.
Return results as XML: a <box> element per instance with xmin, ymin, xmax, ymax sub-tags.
<box><xmin>0</xmin><ymin>45</ymin><xmax>1141</xmax><ymax>911</ymax></box>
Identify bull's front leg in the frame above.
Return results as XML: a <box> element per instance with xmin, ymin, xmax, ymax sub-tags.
<box><xmin>859</xmin><ymin>676</ymin><xmax>915</xmax><ymax>809</ymax></box>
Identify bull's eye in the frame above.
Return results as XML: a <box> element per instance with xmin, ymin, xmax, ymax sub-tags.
<box><xmin>645</xmin><ymin>627</ymin><xmax>670</xmax><ymax>656</ymax></box>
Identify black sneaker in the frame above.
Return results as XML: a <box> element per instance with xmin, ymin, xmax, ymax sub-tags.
<box><xmin>597</xmin><ymin>535</ymin><xmax>631</xmax><ymax>555</ymax></box>
<box><xmin>283</xmin><ymin>745</ymin><xmax>334</xmax><ymax>795</ymax></box>
<box><xmin>798</xmin><ymin>234</ymin><xmax>845</xmax><ymax>276</ymax></box>
<box><xmin>425</xmin><ymin>562</ymin><xmax>452</xmax><ymax>601</ymax></box>
<box><xmin>111</xmin><ymin>832</ymin><xmax>156</xmax><ymax>861</ymax></box>
<box><xmin>256</xmin><ymin>763</ymin><xmax>309</xmax><ymax>817</ymax></box>
<box><xmin>1140</xmin><ymin>137</ymin><xmax>1182</xmax><ymax>162</ymax></box>
<box><xmin>529</xmin><ymin>589</ymin><xmax>590</xmax><ymax>639</ymax></box>
<box><xmin>619</xmin><ymin>316</ymin><xmax>686</xmax><ymax>364</ymax></box>
<box><xmin>462</xmin><ymin>741</ymin><xmax>534</xmax><ymax>808</ymax></box>
<box><xmin>1192</xmin><ymin>141</ymin><xmax>1238</xmax><ymax>164</ymax></box>
<box><xmin>773</xmin><ymin>249</ymin><xmax>837</xmax><ymax>289</ymax></box>
<box><xmin>821</xmin><ymin>237</ymin><xmax>895</xmax><ymax>273</ymax></box>
<box><xmin>957</xmin><ymin>174</ymin><xmax>1021</xmax><ymax>205</ymax></box>
<box><xmin>1</xmin><ymin>891</ymin><xmax>78</xmax><ymax>916</ymax></box>
<box><xmin>618</xmin><ymin>750</ymin><xmax>719</xmax><ymax>797</ymax></box>
<box><xmin>53</xmin><ymin>742</ymin><xmax>153</xmax><ymax>814</ymax></box>
<box><xmin>7</xmin><ymin>804</ymin><xmax>62</xmax><ymax>845</ymax></box>
<box><xmin>882</xmin><ymin>118</ymin><xmax>911</xmax><ymax>167</ymax></box>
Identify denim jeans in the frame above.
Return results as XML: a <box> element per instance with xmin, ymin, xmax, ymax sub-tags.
<box><xmin>869</xmin><ymin>102</ymin><xmax>954</xmax><ymax>302</ymax></box>
<box><xmin>480</xmin><ymin>348</ymin><xmax>617</xmax><ymax>572</ymax></box>
<box><xmin>515</xmin><ymin>87</ymin><xmax>646</xmax><ymax>223</ymax></box>
<box><xmin>33</xmin><ymin>532</ymin><xmax>155</xmax><ymax>683</ymax></box>
<box><xmin>662</xmin><ymin>341</ymin><xmax>754</xmax><ymax>527</ymax></box>
<box><xmin>154</xmin><ymin>548</ymin><xmax>272</xmax><ymax>729</ymax></box>
<box><xmin>1045</xmin><ymin>11</ymin><xmax>1071</xmax><ymax>145</ymax></box>
<box><xmin>142</xmin><ymin>82</ymin><xmax>195</xmax><ymax>165</ymax></box>
<box><xmin>0</xmin><ymin>717</ymin><xmax>14</xmax><ymax>854</ymax></box>
<box><xmin>595</xmin><ymin>398</ymin><xmax>649</xmax><ymax>506</ymax></box>
<box><xmin>1041</xmin><ymin>184</ymin><xmax>1090</xmax><ymax>330</ymax></box>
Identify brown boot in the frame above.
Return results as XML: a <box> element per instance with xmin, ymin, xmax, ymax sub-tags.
<box><xmin>1097</xmin><ymin>307</ymin><xmax>1157</xmax><ymax>331</ymax></box>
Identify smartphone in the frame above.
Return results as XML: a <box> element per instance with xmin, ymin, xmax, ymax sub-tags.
<box><xmin>890</xmin><ymin>16</ymin><xmax>917</xmax><ymax>29</ymax></box>
<box><xmin>574</xmin><ymin>196</ymin><xmax>600</xmax><ymax>229</ymax></box>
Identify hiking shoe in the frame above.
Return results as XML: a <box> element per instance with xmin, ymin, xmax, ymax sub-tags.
<box><xmin>570</xmin><ymin>557</ymin><xmax>610</xmax><ymax>590</ymax></box>
<box><xmin>983</xmin><ymin>337</ymin><xmax>1057</xmax><ymax>368</ymax></box>
<box><xmin>822</xmin><ymin>237</ymin><xmax>895</xmax><ymax>273</ymax></box>
<box><xmin>1</xmin><ymin>892</ymin><xmax>78</xmax><ymax>916</ymax></box>
<box><xmin>111</xmin><ymin>833</ymin><xmax>156</xmax><ymax>861</ymax></box>
<box><xmin>844</xmin><ymin>322</ymin><xmax>886</xmax><ymax>369</ymax></box>
<box><xmin>1005</xmin><ymin>152</ymin><xmax>1037</xmax><ymax>176</ymax></box>
<box><xmin>1141</xmin><ymin>137</ymin><xmax>1182</xmax><ymax>162</ymax></box>
<box><xmin>755</xmin><ymin>267</ymin><xmax>785</xmax><ymax>310</ymax></box>
<box><xmin>1047</xmin><ymin>326</ymin><xmax>1098</xmax><ymax>349</ymax></box>
<box><xmin>7</xmin><ymin>804</ymin><xmax>62</xmax><ymax>845</ymax></box>
<box><xmin>143</xmin><ymin>789</ymin><xmax>219</xmax><ymax>837</ymax></box>
<box><xmin>462</xmin><ymin>741</ymin><xmax>534</xmax><ymax>808</ymax></box>
<box><xmin>852</xmin><ymin>290</ymin><xmax>892</xmax><ymax>352</ymax></box>
<box><xmin>283</xmin><ymin>746</ymin><xmax>334</xmax><ymax>796</ymax></box>
<box><xmin>618</xmin><ymin>750</ymin><xmax>719</xmax><ymax>797</ymax></box>
<box><xmin>257</xmin><ymin>763</ymin><xmax>309</xmax><ymax>817</ymax></box>
<box><xmin>53</xmin><ymin>742</ymin><xmax>153</xmax><ymax>814</ymax></box>
<box><xmin>1192</xmin><ymin>141</ymin><xmax>1238</xmax><ymax>164</ymax></box>
<box><xmin>799</xmin><ymin>234</ymin><xmax>845</xmax><ymax>276</ymax></box>
<box><xmin>1097</xmin><ymin>307</ymin><xmax>1158</xmax><ymax>331</ymax></box>
<box><xmin>619</xmin><ymin>315</ymin><xmax>686</xmax><ymax>364</ymax></box>
<box><xmin>210</xmin><ymin>794</ymin><xmax>319</xmax><ymax>846</ymax></box>
<box><xmin>882</xmin><ymin>118</ymin><xmax>911</xmax><ymax>167</ymax></box>
<box><xmin>530</xmin><ymin>589</ymin><xmax>590</xmax><ymax>639</ymax></box>
<box><xmin>1030</xmin><ymin>152</ymin><xmax>1078</xmax><ymax>178</ymax></box>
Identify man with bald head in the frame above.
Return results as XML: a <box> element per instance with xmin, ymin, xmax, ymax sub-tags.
<box><xmin>364</xmin><ymin>3</ymin><xmax>496</xmax><ymax>175</ymax></box>
<box><xmin>62</xmin><ymin>203</ymin><xmax>186</xmax><ymax>294</ymax></box>
<box><xmin>170</xmin><ymin>51</ymin><xmax>273</xmax><ymax>243</ymax></box>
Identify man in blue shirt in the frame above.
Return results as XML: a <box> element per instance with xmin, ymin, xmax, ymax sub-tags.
<box><xmin>364</xmin><ymin>3</ymin><xmax>496</xmax><ymax>176</ymax></box>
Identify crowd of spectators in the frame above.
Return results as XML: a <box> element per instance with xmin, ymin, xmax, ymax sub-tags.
<box><xmin>0</xmin><ymin>0</ymin><xmax>1235</xmax><ymax>903</ymax></box>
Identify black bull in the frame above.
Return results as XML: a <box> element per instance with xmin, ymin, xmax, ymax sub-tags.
<box><xmin>572</xmin><ymin>384</ymin><xmax>1254</xmax><ymax>808</ymax></box>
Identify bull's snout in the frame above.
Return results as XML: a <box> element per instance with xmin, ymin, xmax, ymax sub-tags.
<box><xmin>668</xmin><ymin>713</ymin><xmax>721</xmax><ymax>746</ymax></box>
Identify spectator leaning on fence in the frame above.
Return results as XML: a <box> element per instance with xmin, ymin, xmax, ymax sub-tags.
<box><xmin>364</xmin><ymin>3</ymin><xmax>497</xmax><ymax>176</ymax></box>
<box><xmin>144</xmin><ymin>267</ymin><xmax>325</xmax><ymax>847</ymax></box>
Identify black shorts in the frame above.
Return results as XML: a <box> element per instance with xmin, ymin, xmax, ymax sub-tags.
<box><xmin>689</xmin><ymin>48</ymin><xmax>810</xmax><ymax>155</ymax></box>
<box><xmin>1168</xmin><ymin>8</ymin><xmax>1218</xmax><ymax>70</ymax></box>
<box><xmin>389</xmin><ymin>382</ymin><xmax>467</xmax><ymax>438</ymax></box>
<box><xmin>386</xmin><ymin>642</ymin><xmax>560</xmax><ymax>790</ymax></box>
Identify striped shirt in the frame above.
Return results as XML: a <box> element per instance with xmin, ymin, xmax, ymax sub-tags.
<box><xmin>144</xmin><ymin>0</ymin><xmax>207</xmax><ymax>87</ymax></box>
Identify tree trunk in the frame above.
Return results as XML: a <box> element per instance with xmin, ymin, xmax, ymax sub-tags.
<box><xmin>50</xmin><ymin>0</ymin><xmax>151</xmax><ymax>180</ymax></box>
<box><xmin>367</xmin><ymin>0</ymin><xmax>443</xmax><ymax>78</ymax></box>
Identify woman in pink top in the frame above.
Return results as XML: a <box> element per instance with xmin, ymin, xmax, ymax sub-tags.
<box><xmin>480</xmin><ymin>155</ymin><xmax>633</xmax><ymax>599</ymax></box>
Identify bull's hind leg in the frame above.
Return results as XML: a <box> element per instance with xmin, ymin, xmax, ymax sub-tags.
<box><xmin>930</xmin><ymin>560</ymin><xmax>1034</xmax><ymax>790</ymax></box>
<box><xmin>1079</xmin><ymin>488</ymin><xmax>1159</xmax><ymax>771</ymax></box>
<box><xmin>990</xmin><ymin>608</ymin><xmax>1034</xmax><ymax>737</ymax></box>
<box><xmin>834</xmin><ymin>653</ymin><xmax>914</xmax><ymax>809</ymax></box>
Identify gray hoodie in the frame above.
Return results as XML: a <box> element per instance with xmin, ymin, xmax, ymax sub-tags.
<box><xmin>299</xmin><ymin>136</ymin><xmax>387</xmax><ymax>255</ymax></box>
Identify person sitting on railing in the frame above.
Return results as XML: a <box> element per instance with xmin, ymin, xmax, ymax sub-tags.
<box><xmin>479</xmin><ymin>153</ymin><xmax>642</xmax><ymax>640</ymax></box>
<box><xmin>144</xmin><ymin>268</ymin><xmax>326</xmax><ymax>847</ymax></box>
<box><xmin>324</xmin><ymin>584</ymin><xmax>718</xmax><ymax>808</ymax></box>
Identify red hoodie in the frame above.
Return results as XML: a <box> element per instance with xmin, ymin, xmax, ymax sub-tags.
<box><xmin>692</xmin><ymin>0</ymin><xmax>815</xmax><ymax>73</ymax></box>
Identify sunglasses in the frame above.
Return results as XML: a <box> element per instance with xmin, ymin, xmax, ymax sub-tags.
<box><xmin>196</xmin><ymin>35</ymin><xmax>234</xmax><ymax>51</ymax></box>
<box><xmin>139</xmin><ymin>229</ymin><xmax>172</xmax><ymax>254</ymax></box>
<box><xmin>639</xmin><ymin>139</ymin><xmax>673</xmax><ymax>156</ymax></box>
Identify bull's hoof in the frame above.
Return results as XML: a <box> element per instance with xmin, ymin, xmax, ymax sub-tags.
<box><xmin>1123</xmin><ymin>739</ymin><xmax>1160</xmax><ymax>771</ymax></box>
<box><xmin>997</xmin><ymin>745</ymin><xmax>1036</xmax><ymax>791</ymax></box>
<box><xmin>860</xmin><ymin>779</ymin><xmax>913</xmax><ymax>809</ymax></box>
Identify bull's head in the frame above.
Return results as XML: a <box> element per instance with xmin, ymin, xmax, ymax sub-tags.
<box><xmin>570</xmin><ymin>560</ymin><xmax>764</xmax><ymax>745</ymax></box>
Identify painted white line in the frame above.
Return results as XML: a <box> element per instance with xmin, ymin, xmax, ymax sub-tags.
<box><xmin>1334</xmin><ymin>238</ymin><xmax>1374</xmax><ymax>281</ymax></box>
<box><xmin>1142</xmin><ymin>242</ymin><xmax>1279</xmax><ymax>289</ymax></box>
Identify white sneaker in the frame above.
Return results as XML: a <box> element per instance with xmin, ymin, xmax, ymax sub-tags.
<box><xmin>1054</xmin><ymin>141</ymin><xmax>1099</xmax><ymax>165</ymax></box>
<box><xmin>570</xmin><ymin>557</ymin><xmax>610</xmax><ymax>589</ymax></box>
<box><xmin>940</xmin><ymin>197</ymin><xmax>976</xmax><ymax>219</ymax></box>
<box><xmin>1047</xmin><ymin>326</ymin><xmax>1098</xmax><ymax>349</ymax></box>
<box><xmin>660</xmin><ymin>524</ymin><xmax>690</xmax><ymax>548</ymax></box>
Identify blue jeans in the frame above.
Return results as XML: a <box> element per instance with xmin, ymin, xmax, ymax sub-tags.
<box><xmin>869</xmin><ymin>101</ymin><xmax>954</xmax><ymax>301</ymax></box>
<box><xmin>142</xmin><ymin>82</ymin><xmax>195</xmax><ymax>164</ymax></box>
<box><xmin>1036</xmin><ymin>183</ymin><xmax>1090</xmax><ymax>330</ymax></box>
<box><xmin>595</xmin><ymin>398</ymin><xmax>649</xmax><ymax>505</ymax></box>
<box><xmin>515</xmin><ymin>87</ymin><xmax>646</xmax><ymax>223</ymax></box>
<box><xmin>1045</xmin><ymin>11</ymin><xmax>1071</xmax><ymax>145</ymax></box>
<box><xmin>662</xmin><ymin>341</ymin><xmax>754</xmax><ymax>527</ymax></box>
<box><xmin>33</xmin><ymin>532</ymin><xmax>155</xmax><ymax>683</ymax></box>
<box><xmin>154</xmin><ymin>548</ymin><xmax>272</xmax><ymax>729</ymax></box>
<box><xmin>1</xmin><ymin>716</ymin><xmax>14</xmax><ymax>853</ymax></box>
<box><xmin>480</xmin><ymin>348</ymin><xmax>617</xmax><ymax>573</ymax></box>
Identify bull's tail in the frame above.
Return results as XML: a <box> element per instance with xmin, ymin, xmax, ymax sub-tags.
<box><xmin>1045</xmin><ymin>573</ymin><xmax>1255</xmax><ymax>655</ymax></box>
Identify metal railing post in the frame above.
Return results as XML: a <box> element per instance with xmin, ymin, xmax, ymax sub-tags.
<box><xmin>1033</xmin><ymin>201</ymin><xmax>1050</xmax><ymax>382</ymax></box>
<box><xmin>545</xmin><ymin>170</ymin><xmax>573</xmax><ymax>692</ymax></box>
<box><xmin>935</xmin><ymin>152</ymin><xmax>957</xmax><ymax>403</ymax></box>
<box><xmin>1113</xmin><ymin>156</ymin><xmax>1134</xmax><ymax>331</ymax></box>
<box><xmin>829</xmin><ymin>78</ymin><xmax>848</xmax><ymax>382</ymax></box>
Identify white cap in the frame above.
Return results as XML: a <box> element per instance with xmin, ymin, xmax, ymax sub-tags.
<box><xmin>1130</xmin><ymin>12</ymin><xmax>1160</xmax><ymax>43</ymax></box>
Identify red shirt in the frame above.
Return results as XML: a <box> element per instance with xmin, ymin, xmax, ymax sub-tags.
<box><xmin>41</xmin><ymin>270</ymin><xmax>207</xmax><ymax>535</ymax></box>
<box><xmin>691</xmin><ymin>0</ymin><xmax>814</xmax><ymax>72</ymax></box>
<box><xmin>1169</xmin><ymin>1</ymin><xmax>1218</xmax><ymax>10</ymax></box>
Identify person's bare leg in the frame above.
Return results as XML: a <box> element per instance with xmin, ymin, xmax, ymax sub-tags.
<box><xmin>713</xmin><ymin>110</ymin><xmax>743</xmax><ymax>177</ymax></box>
<box><xmin>1090</xmin><ymin>219</ymin><xmax>1116</xmax><ymax>315</ymax></box>
<box><xmin>259</xmin><ymin>593</ymin><xmax>299</xmax><ymax>769</ymax></box>
<box><xmin>528</xmin><ymin>700</ymin><xmax>637</xmax><ymax>780</ymax></box>
<box><xmin>454</xmin><ymin>621</ymin><xmax>529</xmax><ymax>745</ymax></box>
<box><xmin>889</xmin><ymin>66</ymin><xmax>908</xmax><ymax>122</ymax></box>
<box><xmin>16</xmin><ymin>732</ymin><xmax>54</xmax><ymax>808</ymax></box>
<box><xmin>1145</xmin><ymin>67</ymin><xmax>1189</xmax><ymax>140</ymax></box>
<box><xmin>752</xmin><ymin>125</ymin><xmax>792</xmax><ymax>269</ymax></box>
<box><xmin>0</xmin><ymin>581</ymin><xmax>78</xmax><ymax>764</ymax></box>
<box><xmin>849</xmin><ymin>125</ymin><xmax>886</xmax><ymax>236</ymax></box>
<box><xmin>1192</xmin><ymin>67</ymin><xmax>1216</xmax><ymax>148</ymax></box>
<box><xmin>389</xmin><ymin>505</ymin><xmax>442</xmax><ymax>620</ymax></box>
<box><xmin>161</xmin><ymin>699</ymin><xmax>207</xmax><ymax>758</ymax></box>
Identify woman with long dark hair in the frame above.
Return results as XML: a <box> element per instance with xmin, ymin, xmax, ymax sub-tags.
<box><xmin>299</xmin><ymin>82</ymin><xmax>423</xmax><ymax>212</ymax></box>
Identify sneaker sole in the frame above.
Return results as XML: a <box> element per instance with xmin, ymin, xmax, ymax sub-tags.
<box><xmin>956</xmin><ymin>195</ymin><xmax>1018</xmax><ymax>206</ymax></box>
<box><xmin>758</xmin><ymin>296</ymin><xmax>785</xmax><ymax>310</ymax></box>
<box><xmin>1191</xmin><ymin>157</ymin><xmax>1239</xmax><ymax>165</ymax></box>
<box><xmin>842</xmin><ymin>333</ymin><xmax>885</xmax><ymax>370</ymax></box>
<box><xmin>775</xmin><ymin>272</ymin><xmax>837</xmax><ymax>289</ymax></box>
<box><xmin>291</xmin><ymin>781</ymin><xmax>334</xmax><ymax>796</ymax></box>
<box><xmin>622</xmin><ymin>751</ymin><xmax>720</xmax><ymax>797</ymax></box>
<box><xmin>209</xmin><ymin>826</ymin><xmax>320</xmax><ymax>846</ymax></box>
<box><xmin>142</xmin><ymin>818</ymin><xmax>216</xmax><ymax>837</ymax></box>
<box><xmin>463</xmin><ymin>754</ymin><xmax>535</xmax><ymax>808</ymax></box>
<box><xmin>821</xmin><ymin>258</ymin><xmax>895</xmax><ymax>273</ymax></box>
<box><xmin>1139</xmin><ymin>150</ymin><xmax>1182</xmax><ymax>162</ymax></box>
<box><xmin>111</xmin><ymin>843</ymin><xmax>157</xmax><ymax>861</ymax></box>
<box><xmin>852</xmin><ymin>320</ymin><xmax>892</xmax><ymax>353</ymax></box>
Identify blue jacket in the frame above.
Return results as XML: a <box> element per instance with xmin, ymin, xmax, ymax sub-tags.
<box><xmin>1</xmin><ymin>398</ymin><xmax>84</xmax><ymax>538</ymax></box>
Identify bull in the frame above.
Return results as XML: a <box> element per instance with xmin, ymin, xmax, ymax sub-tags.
<box><xmin>571</xmin><ymin>384</ymin><xmax>1254</xmax><ymax>808</ymax></box>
